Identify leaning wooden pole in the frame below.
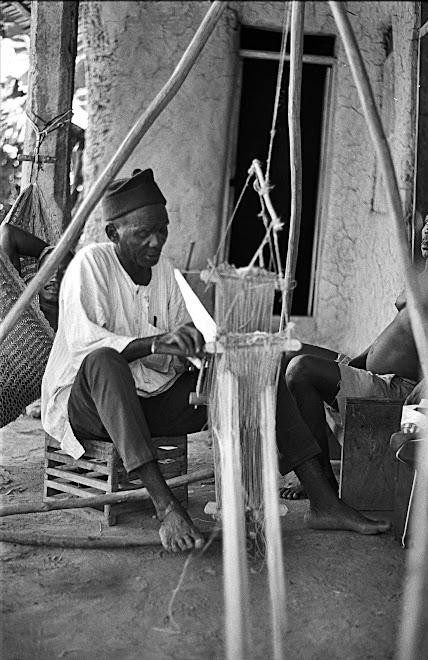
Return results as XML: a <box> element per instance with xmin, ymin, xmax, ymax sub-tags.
<box><xmin>0</xmin><ymin>0</ymin><xmax>228</xmax><ymax>347</ymax></box>
<box><xmin>0</xmin><ymin>468</ymin><xmax>214</xmax><ymax>518</ymax></box>
<box><xmin>328</xmin><ymin>3</ymin><xmax>428</xmax><ymax>659</ymax></box>
<box><xmin>284</xmin><ymin>0</ymin><xmax>305</xmax><ymax>317</ymax></box>
<box><xmin>218</xmin><ymin>371</ymin><xmax>251</xmax><ymax>660</ymax></box>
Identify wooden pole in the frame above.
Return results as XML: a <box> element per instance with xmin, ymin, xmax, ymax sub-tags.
<box><xmin>0</xmin><ymin>468</ymin><xmax>214</xmax><ymax>517</ymax></box>
<box><xmin>218</xmin><ymin>371</ymin><xmax>251</xmax><ymax>660</ymax></box>
<box><xmin>0</xmin><ymin>528</ymin><xmax>221</xmax><ymax>549</ymax></box>
<box><xmin>250</xmin><ymin>159</ymin><xmax>283</xmax><ymax>274</ymax></box>
<box><xmin>0</xmin><ymin>0</ymin><xmax>228</xmax><ymax>347</ymax></box>
<box><xmin>21</xmin><ymin>0</ymin><xmax>78</xmax><ymax>233</ymax></box>
<box><xmin>261</xmin><ymin>386</ymin><xmax>287</xmax><ymax>660</ymax></box>
<box><xmin>284</xmin><ymin>0</ymin><xmax>305</xmax><ymax>317</ymax></box>
<box><xmin>0</xmin><ymin>530</ymin><xmax>163</xmax><ymax>549</ymax></box>
<box><xmin>328</xmin><ymin>4</ymin><xmax>428</xmax><ymax>659</ymax></box>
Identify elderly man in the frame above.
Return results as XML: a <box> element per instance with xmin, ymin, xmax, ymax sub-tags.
<box><xmin>279</xmin><ymin>216</ymin><xmax>428</xmax><ymax>500</ymax></box>
<box><xmin>42</xmin><ymin>169</ymin><xmax>391</xmax><ymax>553</ymax></box>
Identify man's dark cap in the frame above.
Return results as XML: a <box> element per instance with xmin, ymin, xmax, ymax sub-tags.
<box><xmin>102</xmin><ymin>168</ymin><xmax>167</xmax><ymax>222</ymax></box>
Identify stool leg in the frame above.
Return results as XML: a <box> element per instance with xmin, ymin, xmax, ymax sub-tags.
<box><xmin>103</xmin><ymin>447</ymin><xmax>121</xmax><ymax>526</ymax></box>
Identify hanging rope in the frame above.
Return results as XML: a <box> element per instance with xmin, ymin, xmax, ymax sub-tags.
<box><xmin>213</xmin><ymin>168</ymin><xmax>254</xmax><ymax>267</ymax></box>
<box><xmin>25</xmin><ymin>109</ymin><xmax>73</xmax><ymax>183</ymax></box>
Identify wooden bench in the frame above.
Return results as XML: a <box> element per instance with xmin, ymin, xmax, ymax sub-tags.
<box><xmin>43</xmin><ymin>433</ymin><xmax>188</xmax><ymax>525</ymax></box>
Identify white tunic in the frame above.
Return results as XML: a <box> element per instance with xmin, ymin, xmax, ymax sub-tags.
<box><xmin>41</xmin><ymin>242</ymin><xmax>191</xmax><ymax>458</ymax></box>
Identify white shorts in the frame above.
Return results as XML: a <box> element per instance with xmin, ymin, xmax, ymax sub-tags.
<box><xmin>325</xmin><ymin>362</ymin><xmax>417</xmax><ymax>446</ymax></box>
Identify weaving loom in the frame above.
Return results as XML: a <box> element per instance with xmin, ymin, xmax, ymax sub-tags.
<box><xmin>203</xmin><ymin>266</ymin><xmax>289</xmax><ymax>534</ymax></box>
<box><xmin>173</xmin><ymin>7</ymin><xmax>298</xmax><ymax>655</ymax></box>
<box><xmin>175</xmin><ymin>164</ymin><xmax>299</xmax><ymax>660</ymax></box>
<box><xmin>2</xmin><ymin>1</ymin><xmax>427</xmax><ymax>658</ymax></box>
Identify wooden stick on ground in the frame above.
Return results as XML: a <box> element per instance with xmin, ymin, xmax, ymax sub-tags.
<box><xmin>0</xmin><ymin>468</ymin><xmax>214</xmax><ymax>517</ymax></box>
<box><xmin>0</xmin><ymin>530</ymin><xmax>165</xmax><ymax>549</ymax></box>
<box><xmin>0</xmin><ymin>0</ymin><xmax>228</xmax><ymax>347</ymax></box>
<box><xmin>328</xmin><ymin>4</ymin><xmax>428</xmax><ymax>659</ymax></box>
<box><xmin>0</xmin><ymin>528</ymin><xmax>222</xmax><ymax>550</ymax></box>
<box><xmin>284</xmin><ymin>0</ymin><xmax>305</xmax><ymax>318</ymax></box>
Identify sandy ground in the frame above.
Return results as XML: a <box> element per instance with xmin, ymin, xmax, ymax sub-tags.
<box><xmin>1</xmin><ymin>415</ymin><xmax>407</xmax><ymax>660</ymax></box>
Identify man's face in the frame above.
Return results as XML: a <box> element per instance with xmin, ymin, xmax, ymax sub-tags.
<box><xmin>421</xmin><ymin>217</ymin><xmax>428</xmax><ymax>259</ymax></box>
<box><xmin>111</xmin><ymin>208</ymin><xmax>169</xmax><ymax>269</ymax></box>
<box><xmin>38</xmin><ymin>251</ymin><xmax>74</xmax><ymax>331</ymax></box>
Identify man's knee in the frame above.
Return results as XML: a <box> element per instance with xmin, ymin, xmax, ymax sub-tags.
<box><xmin>285</xmin><ymin>354</ymin><xmax>316</xmax><ymax>390</ymax></box>
<box><xmin>81</xmin><ymin>347</ymin><xmax>127</xmax><ymax>375</ymax></box>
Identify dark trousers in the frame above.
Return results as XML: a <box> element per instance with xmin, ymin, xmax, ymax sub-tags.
<box><xmin>68</xmin><ymin>347</ymin><xmax>207</xmax><ymax>473</ymax></box>
<box><xmin>68</xmin><ymin>347</ymin><xmax>321</xmax><ymax>475</ymax></box>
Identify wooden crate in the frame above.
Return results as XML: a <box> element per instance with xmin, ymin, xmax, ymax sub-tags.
<box><xmin>339</xmin><ymin>398</ymin><xmax>404</xmax><ymax>511</ymax></box>
<box><xmin>44</xmin><ymin>433</ymin><xmax>188</xmax><ymax>525</ymax></box>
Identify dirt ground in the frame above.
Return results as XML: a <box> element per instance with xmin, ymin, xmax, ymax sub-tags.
<box><xmin>1</xmin><ymin>415</ymin><xmax>407</xmax><ymax>660</ymax></box>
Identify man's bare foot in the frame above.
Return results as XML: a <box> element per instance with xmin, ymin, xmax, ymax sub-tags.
<box><xmin>279</xmin><ymin>482</ymin><xmax>307</xmax><ymax>500</ymax></box>
<box><xmin>158</xmin><ymin>500</ymin><xmax>205</xmax><ymax>553</ymax></box>
<box><xmin>305</xmin><ymin>502</ymin><xmax>392</xmax><ymax>535</ymax></box>
<box><xmin>280</xmin><ymin>474</ymin><xmax>337</xmax><ymax>500</ymax></box>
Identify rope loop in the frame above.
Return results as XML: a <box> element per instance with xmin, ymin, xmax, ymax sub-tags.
<box><xmin>252</xmin><ymin>176</ymin><xmax>273</xmax><ymax>199</ymax></box>
<box><xmin>26</xmin><ymin>109</ymin><xmax>73</xmax><ymax>182</ymax></box>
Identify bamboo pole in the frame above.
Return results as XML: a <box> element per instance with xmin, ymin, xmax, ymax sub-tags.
<box><xmin>328</xmin><ymin>4</ymin><xmax>428</xmax><ymax>659</ymax></box>
<box><xmin>0</xmin><ymin>0</ymin><xmax>228</xmax><ymax>347</ymax></box>
<box><xmin>284</xmin><ymin>0</ymin><xmax>305</xmax><ymax>317</ymax></box>
<box><xmin>0</xmin><ymin>468</ymin><xmax>214</xmax><ymax>517</ymax></box>
<box><xmin>218</xmin><ymin>371</ymin><xmax>251</xmax><ymax>660</ymax></box>
<box><xmin>261</xmin><ymin>386</ymin><xmax>287</xmax><ymax>660</ymax></box>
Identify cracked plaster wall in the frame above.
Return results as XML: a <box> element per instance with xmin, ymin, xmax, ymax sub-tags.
<box><xmin>81</xmin><ymin>1</ymin><xmax>419</xmax><ymax>354</ymax></box>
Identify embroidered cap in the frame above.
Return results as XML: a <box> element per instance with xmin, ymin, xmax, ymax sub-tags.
<box><xmin>102</xmin><ymin>168</ymin><xmax>167</xmax><ymax>222</ymax></box>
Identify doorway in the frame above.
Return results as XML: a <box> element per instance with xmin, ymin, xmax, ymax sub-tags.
<box><xmin>228</xmin><ymin>27</ymin><xmax>335</xmax><ymax>316</ymax></box>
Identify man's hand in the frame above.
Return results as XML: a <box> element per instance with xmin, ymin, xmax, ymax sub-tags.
<box><xmin>153</xmin><ymin>324</ymin><xmax>205</xmax><ymax>358</ymax></box>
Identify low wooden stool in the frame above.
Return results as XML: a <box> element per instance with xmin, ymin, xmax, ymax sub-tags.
<box><xmin>44</xmin><ymin>433</ymin><xmax>188</xmax><ymax>525</ymax></box>
<box><xmin>339</xmin><ymin>397</ymin><xmax>404</xmax><ymax>511</ymax></box>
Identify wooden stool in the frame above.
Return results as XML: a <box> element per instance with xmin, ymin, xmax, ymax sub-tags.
<box><xmin>339</xmin><ymin>397</ymin><xmax>404</xmax><ymax>511</ymax></box>
<box><xmin>44</xmin><ymin>433</ymin><xmax>188</xmax><ymax>525</ymax></box>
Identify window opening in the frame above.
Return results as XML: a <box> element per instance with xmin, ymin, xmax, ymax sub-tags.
<box><xmin>228</xmin><ymin>26</ymin><xmax>335</xmax><ymax>316</ymax></box>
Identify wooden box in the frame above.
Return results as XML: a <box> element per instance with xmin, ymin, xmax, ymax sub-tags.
<box><xmin>339</xmin><ymin>398</ymin><xmax>404</xmax><ymax>511</ymax></box>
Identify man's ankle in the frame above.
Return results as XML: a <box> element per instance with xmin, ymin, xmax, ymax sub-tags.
<box><xmin>135</xmin><ymin>460</ymin><xmax>174</xmax><ymax>514</ymax></box>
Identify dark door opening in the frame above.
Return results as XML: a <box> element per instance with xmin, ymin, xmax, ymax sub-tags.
<box><xmin>228</xmin><ymin>28</ymin><xmax>334</xmax><ymax>316</ymax></box>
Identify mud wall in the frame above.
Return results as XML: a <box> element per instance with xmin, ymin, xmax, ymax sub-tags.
<box><xmin>80</xmin><ymin>1</ymin><xmax>419</xmax><ymax>354</ymax></box>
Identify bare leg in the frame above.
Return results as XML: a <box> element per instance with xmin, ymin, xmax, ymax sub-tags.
<box><xmin>280</xmin><ymin>350</ymin><xmax>339</xmax><ymax>500</ymax></box>
<box><xmin>296</xmin><ymin>457</ymin><xmax>391</xmax><ymax>535</ymax></box>
<box><xmin>287</xmin><ymin>355</ymin><xmax>339</xmax><ymax>472</ymax></box>
<box><xmin>136</xmin><ymin>461</ymin><xmax>205</xmax><ymax>553</ymax></box>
